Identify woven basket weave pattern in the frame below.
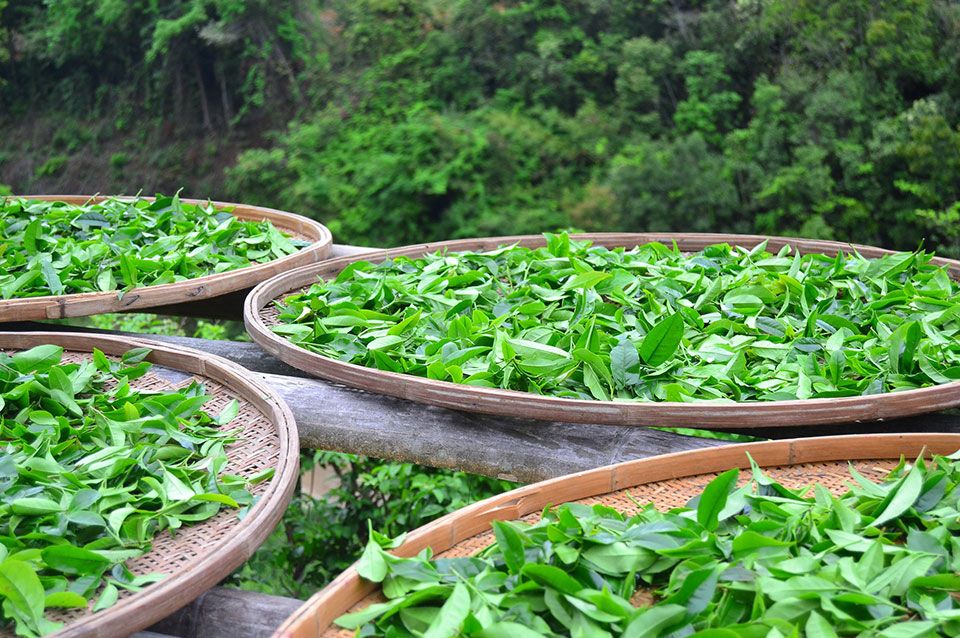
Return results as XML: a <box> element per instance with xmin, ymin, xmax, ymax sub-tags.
<box><xmin>0</xmin><ymin>347</ymin><xmax>283</xmax><ymax>637</ymax></box>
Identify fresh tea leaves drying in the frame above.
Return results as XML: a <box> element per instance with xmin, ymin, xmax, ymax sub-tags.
<box><xmin>0</xmin><ymin>195</ymin><xmax>307</xmax><ymax>298</ymax></box>
<box><xmin>342</xmin><ymin>453</ymin><xmax>960</xmax><ymax>637</ymax></box>
<box><xmin>274</xmin><ymin>233</ymin><xmax>960</xmax><ymax>402</ymax></box>
<box><xmin>0</xmin><ymin>345</ymin><xmax>252</xmax><ymax>637</ymax></box>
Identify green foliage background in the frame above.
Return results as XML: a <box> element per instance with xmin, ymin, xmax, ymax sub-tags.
<box><xmin>3</xmin><ymin>0</ymin><xmax>960</xmax><ymax>253</ymax></box>
<box><xmin>230</xmin><ymin>451</ymin><xmax>515</xmax><ymax>599</ymax></box>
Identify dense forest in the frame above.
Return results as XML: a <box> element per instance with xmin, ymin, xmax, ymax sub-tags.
<box><xmin>2</xmin><ymin>0</ymin><xmax>960</xmax><ymax>252</ymax></box>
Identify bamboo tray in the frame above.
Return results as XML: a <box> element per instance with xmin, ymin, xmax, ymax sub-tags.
<box><xmin>0</xmin><ymin>196</ymin><xmax>332</xmax><ymax>321</ymax></box>
<box><xmin>0</xmin><ymin>331</ymin><xmax>299</xmax><ymax>638</ymax></box>
<box><xmin>245</xmin><ymin>233</ymin><xmax>960</xmax><ymax>428</ymax></box>
<box><xmin>276</xmin><ymin>432</ymin><xmax>960</xmax><ymax>638</ymax></box>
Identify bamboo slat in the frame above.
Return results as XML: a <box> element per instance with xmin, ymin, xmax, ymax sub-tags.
<box><xmin>0</xmin><ymin>196</ymin><xmax>332</xmax><ymax>321</ymax></box>
<box><xmin>0</xmin><ymin>331</ymin><xmax>299</xmax><ymax>638</ymax></box>
<box><xmin>245</xmin><ymin>233</ymin><xmax>960</xmax><ymax>428</ymax></box>
<box><xmin>275</xmin><ymin>432</ymin><xmax>960</xmax><ymax>638</ymax></box>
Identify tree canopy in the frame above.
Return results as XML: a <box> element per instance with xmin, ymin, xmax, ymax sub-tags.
<box><xmin>2</xmin><ymin>0</ymin><xmax>959</xmax><ymax>252</ymax></box>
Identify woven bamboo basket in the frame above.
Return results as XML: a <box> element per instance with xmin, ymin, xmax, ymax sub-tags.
<box><xmin>0</xmin><ymin>331</ymin><xmax>299</xmax><ymax>638</ymax></box>
<box><xmin>245</xmin><ymin>232</ymin><xmax>960</xmax><ymax>428</ymax></box>
<box><xmin>0</xmin><ymin>195</ymin><xmax>332</xmax><ymax>321</ymax></box>
<box><xmin>275</xmin><ymin>432</ymin><xmax>960</xmax><ymax>638</ymax></box>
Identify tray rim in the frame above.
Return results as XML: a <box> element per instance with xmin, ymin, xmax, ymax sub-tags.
<box><xmin>275</xmin><ymin>431</ymin><xmax>960</xmax><ymax>638</ymax></box>
<box><xmin>0</xmin><ymin>330</ymin><xmax>300</xmax><ymax>638</ymax></box>
<box><xmin>244</xmin><ymin>232</ymin><xmax>960</xmax><ymax>428</ymax></box>
<box><xmin>0</xmin><ymin>195</ymin><xmax>333</xmax><ymax>321</ymax></box>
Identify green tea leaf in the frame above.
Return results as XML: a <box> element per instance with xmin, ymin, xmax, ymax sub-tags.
<box><xmin>476</xmin><ymin>623</ymin><xmax>546</xmax><ymax>638</ymax></box>
<box><xmin>357</xmin><ymin>540</ymin><xmax>389</xmax><ymax>582</ymax></box>
<box><xmin>0</xmin><ymin>196</ymin><xmax>302</xmax><ymax>298</ymax></box>
<box><xmin>422</xmin><ymin>582</ymin><xmax>469</xmax><ymax>638</ymax></box>
<box><xmin>216</xmin><ymin>400</ymin><xmax>240</xmax><ymax>425</ymax></box>
<box><xmin>888</xmin><ymin>321</ymin><xmax>921</xmax><ymax>374</ymax></box>
<box><xmin>43</xmin><ymin>592</ymin><xmax>87</xmax><ymax>609</ymax></box>
<box><xmin>0</xmin><ymin>559</ymin><xmax>45</xmax><ymax>628</ymax></box>
<box><xmin>697</xmin><ymin>468</ymin><xmax>739</xmax><ymax>531</ymax></box>
<box><xmin>520</xmin><ymin>563</ymin><xmax>583</xmax><ymax>595</ymax></box>
<box><xmin>93</xmin><ymin>582</ymin><xmax>119</xmax><ymax>612</ymax></box>
<box><xmin>41</xmin><ymin>546</ymin><xmax>110</xmax><ymax>576</ymax></box>
<box><xmin>10</xmin><ymin>498</ymin><xmax>63</xmax><ymax>516</ymax></box>
<box><xmin>639</xmin><ymin>313</ymin><xmax>684</xmax><ymax>367</ymax></box>
<box><xmin>492</xmin><ymin>521</ymin><xmax>525</xmax><ymax>574</ymax></box>
<box><xmin>871</xmin><ymin>464</ymin><xmax>923</xmax><ymax>527</ymax></box>
<box><xmin>12</xmin><ymin>345</ymin><xmax>63</xmax><ymax>373</ymax></box>
<box><xmin>38</xmin><ymin>255</ymin><xmax>64</xmax><ymax>295</ymax></box>
<box><xmin>877</xmin><ymin>621</ymin><xmax>938</xmax><ymax>638</ymax></box>
<box><xmin>564</xmin><ymin>270</ymin><xmax>612</xmax><ymax>290</ymax></box>
<box><xmin>610</xmin><ymin>339</ymin><xmax>639</xmax><ymax>389</ymax></box>
<box><xmin>23</xmin><ymin>219</ymin><xmax>41</xmax><ymax>254</ymax></box>
<box><xmin>622</xmin><ymin>604</ymin><xmax>687</xmax><ymax>638</ymax></box>
<box><xmin>805</xmin><ymin>611</ymin><xmax>839</xmax><ymax>638</ymax></box>
<box><xmin>338</xmin><ymin>451</ymin><xmax>960</xmax><ymax>638</ymax></box>
<box><xmin>367</xmin><ymin>335</ymin><xmax>404</xmax><ymax>351</ymax></box>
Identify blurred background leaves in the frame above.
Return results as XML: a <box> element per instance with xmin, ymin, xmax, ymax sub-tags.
<box><xmin>1</xmin><ymin>0</ymin><xmax>959</xmax><ymax>253</ymax></box>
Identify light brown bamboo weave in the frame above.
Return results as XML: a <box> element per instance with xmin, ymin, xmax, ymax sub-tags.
<box><xmin>273</xmin><ymin>433</ymin><xmax>960</xmax><ymax>638</ymax></box>
<box><xmin>246</xmin><ymin>232</ymin><xmax>960</xmax><ymax>428</ymax></box>
<box><xmin>0</xmin><ymin>196</ymin><xmax>332</xmax><ymax>321</ymax></box>
<box><xmin>0</xmin><ymin>332</ymin><xmax>299</xmax><ymax>638</ymax></box>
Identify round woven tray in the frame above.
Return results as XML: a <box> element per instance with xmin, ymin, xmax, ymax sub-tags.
<box><xmin>0</xmin><ymin>331</ymin><xmax>299</xmax><ymax>638</ymax></box>
<box><xmin>274</xmin><ymin>432</ymin><xmax>960</xmax><ymax>638</ymax></box>
<box><xmin>0</xmin><ymin>196</ymin><xmax>332</xmax><ymax>321</ymax></box>
<box><xmin>245</xmin><ymin>232</ymin><xmax>960</xmax><ymax>428</ymax></box>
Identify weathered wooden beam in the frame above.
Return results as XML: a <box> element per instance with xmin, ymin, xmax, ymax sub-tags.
<box><xmin>258</xmin><ymin>374</ymin><xmax>960</xmax><ymax>481</ymax></box>
<box><xmin>13</xmin><ymin>322</ymin><xmax>960</xmax><ymax>482</ymax></box>
<box><xmin>139</xmin><ymin>587</ymin><xmax>301</xmax><ymax>638</ymax></box>
<box><xmin>263</xmin><ymin>372</ymin><xmax>729</xmax><ymax>481</ymax></box>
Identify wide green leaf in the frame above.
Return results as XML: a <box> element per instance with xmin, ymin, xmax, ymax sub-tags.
<box><xmin>697</xmin><ymin>468</ymin><xmax>739</xmax><ymax>531</ymax></box>
<box><xmin>0</xmin><ymin>560</ymin><xmax>45</xmax><ymax>631</ymax></box>
<box><xmin>639</xmin><ymin>313</ymin><xmax>684</xmax><ymax>367</ymax></box>
<box><xmin>871</xmin><ymin>464</ymin><xmax>923</xmax><ymax>528</ymax></box>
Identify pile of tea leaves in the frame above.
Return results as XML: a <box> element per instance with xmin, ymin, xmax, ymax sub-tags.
<box><xmin>274</xmin><ymin>233</ymin><xmax>960</xmax><ymax>402</ymax></box>
<box><xmin>0</xmin><ymin>345</ymin><xmax>257</xmax><ymax>636</ymax></box>
<box><xmin>0</xmin><ymin>195</ymin><xmax>307</xmax><ymax>298</ymax></box>
<box><xmin>341</xmin><ymin>452</ymin><xmax>960</xmax><ymax>637</ymax></box>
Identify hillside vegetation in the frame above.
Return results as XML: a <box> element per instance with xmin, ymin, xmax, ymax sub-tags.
<box><xmin>2</xmin><ymin>0</ymin><xmax>960</xmax><ymax>251</ymax></box>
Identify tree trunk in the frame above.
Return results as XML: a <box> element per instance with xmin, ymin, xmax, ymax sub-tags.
<box><xmin>174</xmin><ymin>64</ymin><xmax>184</xmax><ymax>125</ymax></box>
<box><xmin>192</xmin><ymin>56</ymin><xmax>213</xmax><ymax>132</ymax></box>
<box><xmin>216</xmin><ymin>59</ymin><xmax>233</xmax><ymax>128</ymax></box>
<box><xmin>256</xmin><ymin>19</ymin><xmax>305</xmax><ymax>108</ymax></box>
